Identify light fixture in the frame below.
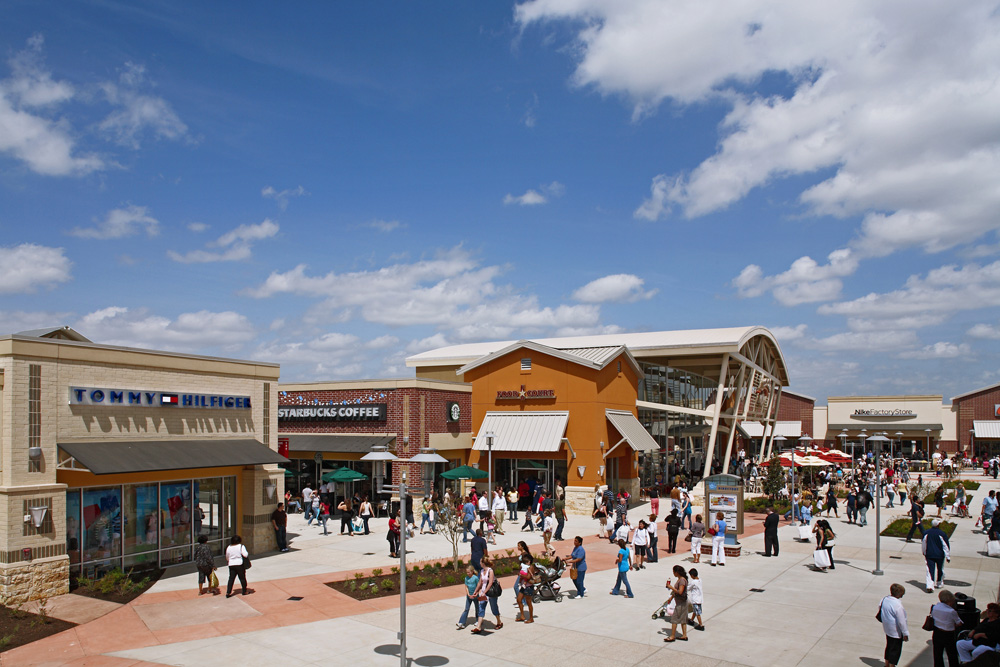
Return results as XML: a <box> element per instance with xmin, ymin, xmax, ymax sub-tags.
<box><xmin>264</xmin><ymin>480</ymin><xmax>277</xmax><ymax>500</ymax></box>
<box><xmin>577</xmin><ymin>465</ymin><xmax>586</xmax><ymax>478</ymax></box>
<box><xmin>28</xmin><ymin>446</ymin><xmax>42</xmax><ymax>460</ymax></box>
<box><xmin>27</xmin><ymin>506</ymin><xmax>47</xmax><ymax>529</ymax></box>
<box><xmin>598</xmin><ymin>465</ymin><xmax>606</xmax><ymax>477</ymax></box>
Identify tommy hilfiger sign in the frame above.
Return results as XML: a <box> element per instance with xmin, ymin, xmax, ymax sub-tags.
<box><xmin>69</xmin><ymin>387</ymin><xmax>251</xmax><ymax>409</ymax></box>
<box><xmin>278</xmin><ymin>404</ymin><xmax>387</xmax><ymax>421</ymax></box>
<box><xmin>496</xmin><ymin>385</ymin><xmax>556</xmax><ymax>400</ymax></box>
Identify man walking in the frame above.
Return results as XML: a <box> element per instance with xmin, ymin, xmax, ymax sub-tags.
<box><xmin>462</xmin><ymin>495</ymin><xmax>476</xmax><ymax>543</ymax></box>
<box><xmin>554</xmin><ymin>491</ymin><xmax>567</xmax><ymax>541</ymax></box>
<box><xmin>857</xmin><ymin>487</ymin><xmax>873</xmax><ymax>527</ymax></box>
<box><xmin>880</xmin><ymin>583</ymin><xmax>909</xmax><ymax>667</ymax></box>
<box><xmin>905</xmin><ymin>497</ymin><xmax>926</xmax><ymax>542</ymax></box>
<box><xmin>491</xmin><ymin>489</ymin><xmax>506</xmax><ymax>535</ymax></box>
<box><xmin>271</xmin><ymin>502</ymin><xmax>289</xmax><ymax>552</ymax></box>
<box><xmin>922</xmin><ymin>518</ymin><xmax>951</xmax><ymax>592</ymax></box>
<box><xmin>763</xmin><ymin>507</ymin><xmax>780</xmax><ymax>557</ymax></box>
<box><xmin>301</xmin><ymin>484</ymin><xmax>314</xmax><ymax>523</ymax></box>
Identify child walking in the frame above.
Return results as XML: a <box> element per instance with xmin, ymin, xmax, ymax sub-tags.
<box><xmin>687</xmin><ymin>568</ymin><xmax>705</xmax><ymax>631</ymax></box>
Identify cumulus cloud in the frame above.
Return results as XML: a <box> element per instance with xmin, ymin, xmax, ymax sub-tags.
<box><xmin>168</xmin><ymin>219</ymin><xmax>278</xmax><ymax>263</ymax></box>
<box><xmin>252</xmin><ymin>331</ymin><xmax>365</xmax><ymax>377</ymax></box>
<box><xmin>187</xmin><ymin>222</ymin><xmax>209</xmax><ymax>233</ymax></box>
<box><xmin>0</xmin><ymin>309</ymin><xmax>74</xmax><ymax>334</ymax></box>
<box><xmin>261</xmin><ymin>185</ymin><xmax>306</xmax><ymax>210</ymax></box>
<box><xmin>0</xmin><ymin>244</ymin><xmax>71</xmax><ymax>293</ymax></box>
<box><xmin>98</xmin><ymin>62</ymin><xmax>188</xmax><ymax>149</ymax></box>
<box><xmin>75</xmin><ymin>307</ymin><xmax>255</xmax><ymax>351</ymax></box>
<box><xmin>572</xmin><ymin>274</ymin><xmax>657</xmax><ymax>303</ymax></box>
<box><xmin>503</xmin><ymin>181</ymin><xmax>565</xmax><ymax>206</ymax></box>
<box><xmin>899</xmin><ymin>342</ymin><xmax>972</xmax><ymax>360</ymax></box>
<box><xmin>247</xmin><ymin>246</ymin><xmax>609</xmax><ymax>340</ymax></box>
<box><xmin>769</xmin><ymin>324</ymin><xmax>808</xmax><ymax>342</ymax></box>
<box><xmin>70</xmin><ymin>205</ymin><xmax>159</xmax><ymax>239</ymax></box>
<box><xmin>805</xmin><ymin>330</ymin><xmax>920</xmax><ymax>353</ymax></box>
<box><xmin>968</xmin><ymin>323</ymin><xmax>1000</xmax><ymax>340</ymax></box>
<box><xmin>517</xmin><ymin>2</ymin><xmax>1000</xmax><ymax>306</ymax></box>
<box><xmin>0</xmin><ymin>35</ymin><xmax>102</xmax><ymax>176</ymax></box>
<box><xmin>733</xmin><ymin>249</ymin><xmax>858</xmax><ymax>306</ymax></box>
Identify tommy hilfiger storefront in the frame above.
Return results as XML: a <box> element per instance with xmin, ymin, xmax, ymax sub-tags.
<box><xmin>0</xmin><ymin>327</ymin><xmax>284</xmax><ymax>603</ymax></box>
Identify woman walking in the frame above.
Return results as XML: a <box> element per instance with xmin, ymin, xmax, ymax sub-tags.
<box><xmin>681</xmin><ymin>492</ymin><xmax>693</xmax><ymax>530</ymax></box>
<box><xmin>515</xmin><ymin>554</ymin><xmax>536</xmax><ymax>623</ymax></box>
<box><xmin>690</xmin><ymin>514</ymin><xmax>705</xmax><ymax>564</ymax></box>
<box><xmin>610</xmin><ymin>538</ymin><xmax>634</xmax><ymax>597</ymax></box>
<box><xmin>420</xmin><ymin>497</ymin><xmax>432</xmax><ymax>534</ymax></box>
<box><xmin>359</xmin><ymin>496</ymin><xmax>373</xmax><ymax>535</ymax></box>
<box><xmin>566</xmin><ymin>536</ymin><xmax>587</xmax><ymax>598</ymax></box>
<box><xmin>470</xmin><ymin>556</ymin><xmax>502</xmax><ymax>633</ymax></box>
<box><xmin>387</xmin><ymin>511</ymin><xmax>401</xmax><ymax>558</ymax></box>
<box><xmin>632</xmin><ymin>520</ymin><xmax>649</xmax><ymax>570</ymax></box>
<box><xmin>457</xmin><ymin>564</ymin><xmax>480</xmax><ymax>629</ymax></box>
<box><xmin>647</xmin><ymin>514</ymin><xmax>659</xmax><ymax>563</ymax></box>
<box><xmin>813</xmin><ymin>519</ymin><xmax>836</xmax><ymax>570</ymax></box>
<box><xmin>663</xmin><ymin>564</ymin><xmax>689</xmax><ymax>642</ymax></box>
<box><xmin>666</xmin><ymin>508</ymin><xmax>682</xmax><ymax>553</ymax></box>
<box><xmin>710</xmin><ymin>512</ymin><xmax>727</xmax><ymax>567</ymax></box>
<box><xmin>224</xmin><ymin>535</ymin><xmax>251</xmax><ymax>598</ymax></box>
<box><xmin>194</xmin><ymin>535</ymin><xmax>219</xmax><ymax>596</ymax></box>
<box><xmin>338</xmin><ymin>498</ymin><xmax>354</xmax><ymax>536</ymax></box>
<box><xmin>930</xmin><ymin>589</ymin><xmax>962</xmax><ymax>667</ymax></box>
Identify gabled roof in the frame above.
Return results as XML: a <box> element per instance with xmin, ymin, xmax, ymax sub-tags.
<box><xmin>952</xmin><ymin>381</ymin><xmax>1000</xmax><ymax>402</ymax></box>
<box><xmin>456</xmin><ymin>340</ymin><xmax>642</xmax><ymax>378</ymax></box>
<box><xmin>780</xmin><ymin>388</ymin><xmax>816</xmax><ymax>403</ymax></box>
<box><xmin>15</xmin><ymin>326</ymin><xmax>91</xmax><ymax>342</ymax></box>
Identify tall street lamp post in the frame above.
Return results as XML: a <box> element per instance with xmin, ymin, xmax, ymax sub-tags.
<box><xmin>484</xmin><ymin>431</ymin><xmax>495</xmax><ymax>498</ymax></box>
<box><xmin>868</xmin><ymin>434</ymin><xmax>889</xmax><ymax>576</ymax></box>
<box><xmin>797</xmin><ymin>434</ymin><xmax>811</xmax><ymax>525</ymax></box>
<box><xmin>772</xmin><ymin>435</ymin><xmax>790</xmax><ymax>520</ymax></box>
<box><xmin>925</xmin><ymin>428</ymin><xmax>932</xmax><ymax>460</ymax></box>
<box><xmin>362</xmin><ymin>445</ymin><xmax>448</xmax><ymax>667</ymax></box>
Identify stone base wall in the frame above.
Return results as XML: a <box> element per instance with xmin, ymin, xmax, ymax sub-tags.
<box><xmin>565</xmin><ymin>486</ymin><xmax>597</xmax><ymax>515</ymax></box>
<box><xmin>0</xmin><ymin>556</ymin><xmax>69</xmax><ymax>605</ymax></box>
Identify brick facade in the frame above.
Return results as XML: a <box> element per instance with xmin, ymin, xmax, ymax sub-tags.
<box><xmin>278</xmin><ymin>380</ymin><xmax>471</xmax><ymax>487</ymax></box>
<box><xmin>955</xmin><ymin>383</ymin><xmax>1000</xmax><ymax>455</ymax></box>
<box><xmin>777</xmin><ymin>391</ymin><xmax>814</xmax><ymax>437</ymax></box>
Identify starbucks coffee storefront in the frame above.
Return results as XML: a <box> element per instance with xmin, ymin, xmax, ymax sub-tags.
<box><xmin>0</xmin><ymin>328</ymin><xmax>284</xmax><ymax>603</ymax></box>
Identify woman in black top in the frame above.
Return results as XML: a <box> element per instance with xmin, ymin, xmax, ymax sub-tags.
<box><xmin>338</xmin><ymin>498</ymin><xmax>354</xmax><ymax>536</ymax></box>
<box><xmin>666</xmin><ymin>509</ymin><xmax>683</xmax><ymax>553</ymax></box>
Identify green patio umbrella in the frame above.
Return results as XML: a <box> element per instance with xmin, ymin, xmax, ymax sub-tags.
<box><xmin>283</xmin><ymin>469</ymin><xmax>296</xmax><ymax>477</ymax></box>
<box><xmin>322</xmin><ymin>467</ymin><xmax>368</xmax><ymax>483</ymax></box>
<box><xmin>440</xmin><ymin>465</ymin><xmax>487</xmax><ymax>481</ymax></box>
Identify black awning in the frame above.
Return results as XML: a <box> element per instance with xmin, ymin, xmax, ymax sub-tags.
<box><xmin>282</xmin><ymin>433</ymin><xmax>395</xmax><ymax>454</ymax></box>
<box><xmin>59</xmin><ymin>439</ymin><xmax>288</xmax><ymax>475</ymax></box>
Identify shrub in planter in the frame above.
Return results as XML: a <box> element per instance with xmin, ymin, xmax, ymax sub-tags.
<box><xmin>415</xmin><ymin>575</ymin><xmax>427</xmax><ymax>586</ymax></box>
<box><xmin>371</xmin><ymin>568</ymin><xmax>383</xmax><ymax>577</ymax></box>
<box><xmin>380</xmin><ymin>579</ymin><xmax>395</xmax><ymax>591</ymax></box>
<box><xmin>432</xmin><ymin>577</ymin><xmax>442</xmax><ymax>587</ymax></box>
<box><xmin>445</xmin><ymin>574</ymin><xmax>457</xmax><ymax>585</ymax></box>
<box><xmin>880</xmin><ymin>517</ymin><xmax>956</xmax><ymax>538</ymax></box>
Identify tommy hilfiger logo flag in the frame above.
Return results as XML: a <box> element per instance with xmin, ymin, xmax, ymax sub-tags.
<box><xmin>161</xmin><ymin>394</ymin><xmax>179</xmax><ymax>406</ymax></box>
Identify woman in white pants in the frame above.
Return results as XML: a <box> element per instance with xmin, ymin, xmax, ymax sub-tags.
<box><xmin>710</xmin><ymin>512</ymin><xmax>727</xmax><ymax>567</ymax></box>
<box><xmin>689</xmin><ymin>514</ymin><xmax>705</xmax><ymax>563</ymax></box>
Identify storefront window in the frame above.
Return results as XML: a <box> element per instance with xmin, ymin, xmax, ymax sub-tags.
<box><xmin>81</xmin><ymin>487</ymin><xmax>121</xmax><ymax>564</ymax></box>
<box><xmin>224</xmin><ymin>477</ymin><xmax>237</xmax><ymax>539</ymax></box>
<box><xmin>66</xmin><ymin>491</ymin><xmax>81</xmax><ymax>565</ymax></box>
<box><xmin>160</xmin><ymin>481</ymin><xmax>192</xmax><ymax>564</ymax></box>
<box><xmin>195</xmin><ymin>478</ymin><xmax>222</xmax><ymax>542</ymax></box>
<box><xmin>123</xmin><ymin>483</ymin><xmax>159</xmax><ymax>567</ymax></box>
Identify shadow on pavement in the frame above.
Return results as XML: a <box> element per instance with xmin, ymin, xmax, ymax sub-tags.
<box><xmin>374</xmin><ymin>644</ymin><xmax>449</xmax><ymax>666</ymax></box>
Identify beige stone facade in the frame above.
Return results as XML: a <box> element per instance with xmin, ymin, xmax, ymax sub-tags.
<box><xmin>0</xmin><ymin>329</ymin><xmax>281</xmax><ymax>603</ymax></box>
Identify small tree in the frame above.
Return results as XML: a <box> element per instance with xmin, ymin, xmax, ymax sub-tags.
<box><xmin>437</xmin><ymin>505</ymin><xmax>466</xmax><ymax>571</ymax></box>
<box><xmin>762</xmin><ymin>454</ymin><xmax>787</xmax><ymax>498</ymax></box>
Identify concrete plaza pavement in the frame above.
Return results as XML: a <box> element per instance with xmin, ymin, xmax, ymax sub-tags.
<box><xmin>6</xmin><ymin>475</ymin><xmax>999</xmax><ymax>666</ymax></box>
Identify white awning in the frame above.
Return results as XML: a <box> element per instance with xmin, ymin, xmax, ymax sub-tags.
<box><xmin>606</xmin><ymin>409</ymin><xmax>660</xmax><ymax>453</ymax></box>
<box><xmin>738</xmin><ymin>421</ymin><xmax>801</xmax><ymax>439</ymax></box>
<box><xmin>474</xmin><ymin>411</ymin><xmax>569</xmax><ymax>452</ymax></box>
<box><xmin>974</xmin><ymin>420</ymin><xmax>1000</xmax><ymax>439</ymax></box>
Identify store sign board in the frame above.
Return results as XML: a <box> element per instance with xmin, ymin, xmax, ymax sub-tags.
<box><xmin>446</xmin><ymin>401</ymin><xmax>461</xmax><ymax>422</ymax></box>
<box><xmin>70</xmin><ymin>387</ymin><xmax>251</xmax><ymax>409</ymax></box>
<box><xmin>853</xmin><ymin>409</ymin><xmax>915</xmax><ymax>417</ymax></box>
<box><xmin>496</xmin><ymin>385</ymin><xmax>556</xmax><ymax>400</ymax></box>
<box><xmin>278</xmin><ymin>404</ymin><xmax>386</xmax><ymax>421</ymax></box>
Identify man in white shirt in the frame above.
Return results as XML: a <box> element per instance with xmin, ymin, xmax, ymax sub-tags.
<box><xmin>477</xmin><ymin>492</ymin><xmax>489</xmax><ymax>531</ymax></box>
<box><xmin>491</xmin><ymin>490</ymin><xmax>507</xmax><ymax>534</ymax></box>
<box><xmin>302</xmin><ymin>485</ymin><xmax>314</xmax><ymax>521</ymax></box>
<box><xmin>880</xmin><ymin>583</ymin><xmax>908</xmax><ymax>667</ymax></box>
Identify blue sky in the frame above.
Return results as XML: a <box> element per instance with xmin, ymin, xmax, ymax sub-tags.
<box><xmin>2</xmin><ymin>0</ymin><xmax>1000</xmax><ymax>402</ymax></box>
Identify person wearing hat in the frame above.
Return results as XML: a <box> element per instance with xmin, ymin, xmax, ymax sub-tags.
<box><xmin>922</xmin><ymin>518</ymin><xmax>951</xmax><ymax>593</ymax></box>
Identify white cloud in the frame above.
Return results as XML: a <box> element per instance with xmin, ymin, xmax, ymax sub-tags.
<box><xmin>519</xmin><ymin>1</ymin><xmax>1000</xmax><ymax>302</ymax></box>
<box><xmin>899</xmin><ymin>342</ymin><xmax>972</xmax><ymax>360</ymax></box>
<box><xmin>261</xmin><ymin>185</ymin><xmax>306</xmax><ymax>210</ymax></box>
<box><xmin>247</xmin><ymin>246</ymin><xmax>612</xmax><ymax>340</ymax></box>
<box><xmin>0</xmin><ymin>244</ymin><xmax>71</xmax><ymax>293</ymax></box>
<box><xmin>805</xmin><ymin>330</ymin><xmax>920</xmax><ymax>353</ymax></box>
<box><xmin>187</xmin><ymin>222</ymin><xmax>209</xmax><ymax>233</ymax></box>
<box><xmin>0</xmin><ymin>309</ymin><xmax>74</xmax><ymax>334</ymax></box>
<box><xmin>572</xmin><ymin>274</ymin><xmax>657</xmax><ymax>303</ymax></box>
<box><xmin>70</xmin><ymin>205</ymin><xmax>159</xmax><ymax>239</ymax></box>
<box><xmin>362</xmin><ymin>219</ymin><xmax>404</xmax><ymax>233</ymax></box>
<box><xmin>503</xmin><ymin>181</ymin><xmax>564</xmax><ymax>206</ymax></box>
<box><xmin>366</xmin><ymin>335</ymin><xmax>400</xmax><ymax>349</ymax></box>
<box><xmin>406</xmin><ymin>333</ymin><xmax>452</xmax><ymax>354</ymax></box>
<box><xmin>98</xmin><ymin>62</ymin><xmax>188</xmax><ymax>149</ymax></box>
<box><xmin>968</xmin><ymin>323</ymin><xmax>1000</xmax><ymax>340</ymax></box>
<box><xmin>769</xmin><ymin>324</ymin><xmax>807</xmax><ymax>342</ymax></box>
<box><xmin>819</xmin><ymin>260</ymin><xmax>1000</xmax><ymax>322</ymax></box>
<box><xmin>75</xmin><ymin>307</ymin><xmax>255</xmax><ymax>351</ymax></box>
<box><xmin>169</xmin><ymin>219</ymin><xmax>278</xmax><ymax>263</ymax></box>
<box><xmin>252</xmin><ymin>331</ymin><xmax>364</xmax><ymax>377</ymax></box>
<box><xmin>0</xmin><ymin>36</ymin><xmax>102</xmax><ymax>176</ymax></box>
<box><xmin>733</xmin><ymin>248</ymin><xmax>858</xmax><ymax>306</ymax></box>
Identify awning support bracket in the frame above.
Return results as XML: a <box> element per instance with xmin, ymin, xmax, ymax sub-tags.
<box><xmin>603</xmin><ymin>436</ymin><xmax>628</xmax><ymax>460</ymax></box>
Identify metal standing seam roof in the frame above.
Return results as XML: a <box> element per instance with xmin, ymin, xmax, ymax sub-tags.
<box><xmin>560</xmin><ymin>346</ymin><xmax>623</xmax><ymax>365</ymax></box>
<box><xmin>282</xmin><ymin>433</ymin><xmax>395</xmax><ymax>453</ymax></box>
<box><xmin>605</xmin><ymin>409</ymin><xmax>659</xmax><ymax>452</ymax></box>
<box><xmin>738</xmin><ymin>421</ymin><xmax>802</xmax><ymax>438</ymax></box>
<box><xmin>59</xmin><ymin>439</ymin><xmax>287</xmax><ymax>475</ymax></box>
<box><xmin>974</xmin><ymin>421</ymin><xmax>1000</xmax><ymax>439</ymax></box>
<box><xmin>473</xmin><ymin>411</ymin><xmax>570</xmax><ymax>452</ymax></box>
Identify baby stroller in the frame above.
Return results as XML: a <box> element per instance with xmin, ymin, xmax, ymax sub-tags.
<box><xmin>532</xmin><ymin>556</ymin><xmax>565</xmax><ymax>603</ymax></box>
<box><xmin>652</xmin><ymin>598</ymin><xmax>676</xmax><ymax>620</ymax></box>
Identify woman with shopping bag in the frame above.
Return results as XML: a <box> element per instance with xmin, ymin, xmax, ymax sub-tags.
<box><xmin>194</xmin><ymin>534</ymin><xmax>219</xmax><ymax>595</ymax></box>
<box><xmin>812</xmin><ymin>519</ymin><xmax>835</xmax><ymax>570</ymax></box>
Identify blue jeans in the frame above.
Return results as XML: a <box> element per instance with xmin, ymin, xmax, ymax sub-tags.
<box><xmin>304</xmin><ymin>504</ymin><xmax>315</xmax><ymax>524</ymax></box>
<box><xmin>858</xmin><ymin>507</ymin><xmax>868</xmax><ymax>526</ymax></box>
<box><xmin>318</xmin><ymin>514</ymin><xmax>329</xmax><ymax>534</ymax></box>
<box><xmin>420</xmin><ymin>513</ymin><xmax>431</xmax><ymax>532</ymax></box>
<box><xmin>459</xmin><ymin>595</ymin><xmax>478</xmax><ymax>626</ymax></box>
<box><xmin>476</xmin><ymin>596</ymin><xmax>500</xmax><ymax>618</ymax></box>
<box><xmin>611</xmin><ymin>569</ymin><xmax>633</xmax><ymax>597</ymax></box>
<box><xmin>463</xmin><ymin>519</ymin><xmax>473</xmax><ymax>542</ymax></box>
<box><xmin>508</xmin><ymin>501</ymin><xmax>517</xmax><ymax>520</ymax></box>
<box><xmin>555</xmin><ymin>516</ymin><xmax>565</xmax><ymax>540</ymax></box>
<box><xmin>573</xmin><ymin>570</ymin><xmax>586</xmax><ymax>597</ymax></box>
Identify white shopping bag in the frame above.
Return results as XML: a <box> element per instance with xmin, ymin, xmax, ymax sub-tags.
<box><xmin>988</xmin><ymin>540</ymin><xmax>1000</xmax><ymax>557</ymax></box>
<box><xmin>797</xmin><ymin>526</ymin><xmax>812</xmax><ymax>541</ymax></box>
<box><xmin>813</xmin><ymin>549</ymin><xmax>831</xmax><ymax>568</ymax></box>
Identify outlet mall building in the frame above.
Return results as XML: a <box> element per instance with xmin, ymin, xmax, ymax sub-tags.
<box><xmin>0</xmin><ymin>327</ymin><xmax>284</xmax><ymax>603</ymax></box>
